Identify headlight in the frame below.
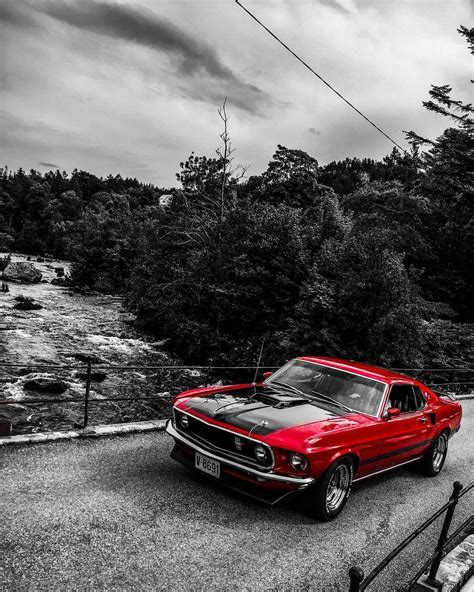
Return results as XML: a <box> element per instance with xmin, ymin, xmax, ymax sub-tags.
<box><xmin>179</xmin><ymin>414</ymin><xmax>189</xmax><ymax>429</ymax></box>
<box><xmin>254</xmin><ymin>444</ymin><xmax>268</xmax><ymax>462</ymax></box>
<box><xmin>289</xmin><ymin>452</ymin><xmax>308</xmax><ymax>471</ymax></box>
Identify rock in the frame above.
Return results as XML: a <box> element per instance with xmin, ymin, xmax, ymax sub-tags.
<box><xmin>51</xmin><ymin>277</ymin><xmax>69</xmax><ymax>286</ymax></box>
<box><xmin>26</xmin><ymin>256</ymin><xmax>31</xmax><ymax>261</ymax></box>
<box><xmin>76</xmin><ymin>371</ymin><xmax>107</xmax><ymax>382</ymax></box>
<box><xmin>13</xmin><ymin>295</ymin><xmax>42</xmax><ymax>310</ymax></box>
<box><xmin>23</xmin><ymin>378</ymin><xmax>68</xmax><ymax>394</ymax></box>
<box><xmin>17</xmin><ymin>367</ymin><xmax>36</xmax><ymax>376</ymax></box>
<box><xmin>55</xmin><ymin>267</ymin><xmax>65</xmax><ymax>277</ymax></box>
<box><xmin>13</xmin><ymin>299</ymin><xmax>43</xmax><ymax>310</ymax></box>
<box><xmin>36</xmin><ymin>257</ymin><xmax>44</xmax><ymax>263</ymax></box>
<box><xmin>0</xmin><ymin>419</ymin><xmax>12</xmax><ymax>436</ymax></box>
<box><xmin>73</xmin><ymin>353</ymin><xmax>105</xmax><ymax>364</ymax></box>
<box><xmin>2</xmin><ymin>262</ymin><xmax>42</xmax><ymax>283</ymax></box>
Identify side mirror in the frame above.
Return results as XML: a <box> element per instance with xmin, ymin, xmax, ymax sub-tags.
<box><xmin>386</xmin><ymin>407</ymin><xmax>401</xmax><ymax>419</ymax></box>
<box><xmin>262</xmin><ymin>371</ymin><xmax>273</xmax><ymax>379</ymax></box>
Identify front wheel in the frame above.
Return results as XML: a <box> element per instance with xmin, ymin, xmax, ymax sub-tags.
<box><xmin>419</xmin><ymin>431</ymin><xmax>448</xmax><ymax>476</ymax></box>
<box><xmin>303</xmin><ymin>458</ymin><xmax>354</xmax><ymax>521</ymax></box>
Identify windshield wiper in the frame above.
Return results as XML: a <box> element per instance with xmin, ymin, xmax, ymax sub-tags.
<box><xmin>267</xmin><ymin>380</ymin><xmax>307</xmax><ymax>398</ymax></box>
<box><xmin>310</xmin><ymin>390</ymin><xmax>356</xmax><ymax>413</ymax></box>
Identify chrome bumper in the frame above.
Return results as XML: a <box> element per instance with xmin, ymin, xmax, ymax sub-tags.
<box><xmin>165</xmin><ymin>419</ymin><xmax>315</xmax><ymax>487</ymax></box>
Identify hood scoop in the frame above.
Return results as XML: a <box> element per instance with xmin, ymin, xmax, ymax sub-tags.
<box><xmin>273</xmin><ymin>397</ymin><xmax>308</xmax><ymax>409</ymax></box>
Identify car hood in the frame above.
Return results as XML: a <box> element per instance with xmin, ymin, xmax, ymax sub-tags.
<box><xmin>178</xmin><ymin>385</ymin><xmax>358</xmax><ymax>436</ymax></box>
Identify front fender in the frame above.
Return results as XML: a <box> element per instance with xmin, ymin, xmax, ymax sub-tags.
<box><xmin>306</xmin><ymin>447</ymin><xmax>361</xmax><ymax>480</ymax></box>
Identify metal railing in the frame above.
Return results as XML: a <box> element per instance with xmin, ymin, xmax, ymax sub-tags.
<box><xmin>0</xmin><ymin>361</ymin><xmax>280</xmax><ymax>431</ymax></box>
<box><xmin>0</xmin><ymin>362</ymin><xmax>472</xmax><ymax>433</ymax></box>
<box><xmin>348</xmin><ymin>481</ymin><xmax>473</xmax><ymax>591</ymax></box>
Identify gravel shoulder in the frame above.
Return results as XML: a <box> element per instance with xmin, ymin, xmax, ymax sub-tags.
<box><xmin>2</xmin><ymin>401</ymin><xmax>473</xmax><ymax>591</ymax></box>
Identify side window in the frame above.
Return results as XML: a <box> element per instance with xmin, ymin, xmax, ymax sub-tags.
<box><xmin>411</xmin><ymin>386</ymin><xmax>426</xmax><ymax>410</ymax></box>
<box><xmin>388</xmin><ymin>384</ymin><xmax>422</xmax><ymax>413</ymax></box>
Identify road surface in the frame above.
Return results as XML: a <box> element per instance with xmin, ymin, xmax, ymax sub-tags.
<box><xmin>2</xmin><ymin>400</ymin><xmax>473</xmax><ymax>591</ymax></box>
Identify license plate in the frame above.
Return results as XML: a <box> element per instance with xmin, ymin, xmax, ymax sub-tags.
<box><xmin>195</xmin><ymin>452</ymin><xmax>220</xmax><ymax>478</ymax></box>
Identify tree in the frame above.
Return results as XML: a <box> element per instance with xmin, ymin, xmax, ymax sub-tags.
<box><xmin>335</xmin><ymin>228</ymin><xmax>429</xmax><ymax>366</ymax></box>
<box><xmin>404</xmin><ymin>25</ymin><xmax>474</xmax><ymax>321</ymax></box>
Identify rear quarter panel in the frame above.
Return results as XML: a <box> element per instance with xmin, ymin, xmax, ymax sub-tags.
<box><xmin>424</xmin><ymin>388</ymin><xmax>462</xmax><ymax>436</ymax></box>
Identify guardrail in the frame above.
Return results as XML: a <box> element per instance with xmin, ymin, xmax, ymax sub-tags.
<box><xmin>0</xmin><ymin>362</ymin><xmax>472</xmax><ymax>433</ymax></box>
<box><xmin>348</xmin><ymin>481</ymin><xmax>473</xmax><ymax>591</ymax></box>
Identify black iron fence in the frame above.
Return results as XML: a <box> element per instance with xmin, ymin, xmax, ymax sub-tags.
<box><xmin>349</xmin><ymin>481</ymin><xmax>473</xmax><ymax>591</ymax></box>
<box><xmin>0</xmin><ymin>362</ymin><xmax>473</xmax><ymax>435</ymax></box>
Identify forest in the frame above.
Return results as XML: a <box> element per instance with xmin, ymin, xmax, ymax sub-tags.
<box><xmin>1</xmin><ymin>27</ymin><xmax>472</xmax><ymax>369</ymax></box>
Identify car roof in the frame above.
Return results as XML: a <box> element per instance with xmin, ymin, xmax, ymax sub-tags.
<box><xmin>297</xmin><ymin>356</ymin><xmax>412</xmax><ymax>384</ymax></box>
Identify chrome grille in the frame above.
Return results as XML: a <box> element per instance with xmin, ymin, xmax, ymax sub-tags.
<box><xmin>173</xmin><ymin>408</ymin><xmax>273</xmax><ymax>469</ymax></box>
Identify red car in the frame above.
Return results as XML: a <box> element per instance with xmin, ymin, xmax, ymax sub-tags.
<box><xmin>166</xmin><ymin>357</ymin><xmax>462</xmax><ymax>520</ymax></box>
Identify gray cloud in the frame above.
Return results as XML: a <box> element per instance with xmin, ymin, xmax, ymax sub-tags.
<box><xmin>0</xmin><ymin>1</ymin><xmax>37</xmax><ymax>28</ymax></box>
<box><xmin>39</xmin><ymin>1</ymin><xmax>265</xmax><ymax>112</ymax></box>
<box><xmin>2</xmin><ymin>0</ymin><xmax>470</xmax><ymax>186</ymax></box>
<box><xmin>308</xmin><ymin>127</ymin><xmax>321</xmax><ymax>135</ymax></box>
<box><xmin>38</xmin><ymin>161</ymin><xmax>60</xmax><ymax>168</ymax></box>
<box><xmin>316</xmin><ymin>0</ymin><xmax>351</xmax><ymax>15</ymax></box>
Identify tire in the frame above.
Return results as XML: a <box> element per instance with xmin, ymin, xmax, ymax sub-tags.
<box><xmin>419</xmin><ymin>431</ymin><xmax>449</xmax><ymax>476</ymax></box>
<box><xmin>303</xmin><ymin>457</ymin><xmax>354</xmax><ymax>521</ymax></box>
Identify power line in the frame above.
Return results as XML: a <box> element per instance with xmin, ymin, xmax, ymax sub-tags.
<box><xmin>235</xmin><ymin>0</ymin><xmax>407</xmax><ymax>154</ymax></box>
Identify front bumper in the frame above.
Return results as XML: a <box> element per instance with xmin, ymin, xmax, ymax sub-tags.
<box><xmin>165</xmin><ymin>419</ymin><xmax>315</xmax><ymax>505</ymax></box>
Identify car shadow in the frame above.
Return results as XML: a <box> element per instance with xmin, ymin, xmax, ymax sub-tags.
<box><xmin>79</xmin><ymin>436</ymin><xmax>450</xmax><ymax>527</ymax></box>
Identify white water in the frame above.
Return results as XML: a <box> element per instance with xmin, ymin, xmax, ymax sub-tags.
<box><xmin>0</xmin><ymin>254</ymin><xmax>174</xmax><ymax>433</ymax></box>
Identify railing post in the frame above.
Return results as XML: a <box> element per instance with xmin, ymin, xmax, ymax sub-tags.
<box><xmin>205</xmin><ymin>358</ymin><xmax>213</xmax><ymax>387</ymax></box>
<box><xmin>349</xmin><ymin>566</ymin><xmax>364</xmax><ymax>592</ymax></box>
<box><xmin>425</xmin><ymin>481</ymin><xmax>463</xmax><ymax>588</ymax></box>
<box><xmin>83</xmin><ymin>359</ymin><xmax>92</xmax><ymax>429</ymax></box>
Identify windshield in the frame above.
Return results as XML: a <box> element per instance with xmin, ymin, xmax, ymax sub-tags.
<box><xmin>266</xmin><ymin>359</ymin><xmax>386</xmax><ymax>416</ymax></box>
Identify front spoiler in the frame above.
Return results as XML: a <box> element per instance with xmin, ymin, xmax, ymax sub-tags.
<box><xmin>165</xmin><ymin>419</ymin><xmax>315</xmax><ymax>506</ymax></box>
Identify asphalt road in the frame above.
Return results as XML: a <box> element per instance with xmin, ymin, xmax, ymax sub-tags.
<box><xmin>2</xmin><ymin>401</ymin><xmax>473</xmax><ymax>592</ymax></box>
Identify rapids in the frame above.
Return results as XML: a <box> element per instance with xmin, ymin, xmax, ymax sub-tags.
<box><xmin>0</xmin><ymin>254</ymin><xmax>188</xmax><ymax>434</ymax></box>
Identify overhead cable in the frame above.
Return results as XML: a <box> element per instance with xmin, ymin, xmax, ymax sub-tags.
<box><xmin>235</xmin><ymin>0</ymin><xmax>407</xmax><ymax>154</ymax></box>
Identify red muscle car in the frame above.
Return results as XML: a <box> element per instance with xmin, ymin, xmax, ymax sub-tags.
<box><xmin>166</xmin><ymin>357</ymin><xmax>462</xmax><ymax>520</ymax></box>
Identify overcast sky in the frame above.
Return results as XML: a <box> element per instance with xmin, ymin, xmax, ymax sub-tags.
<box><xmin>0</xmin><ymin>0</ymin><xmax>471</xmax><ymax>187</ymax></box>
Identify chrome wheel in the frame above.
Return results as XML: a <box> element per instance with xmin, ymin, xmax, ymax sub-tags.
<box><xmin>325</xmin><ymin>464</ymin><xmax>351</xmax><ymax>512</ymax></box>
<box><xmin>433</xmin><ymin>433</ymin><xmax>447</xmax><ymax>471</ymax></box>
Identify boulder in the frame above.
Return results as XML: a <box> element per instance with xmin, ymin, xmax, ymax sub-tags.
<box><xmin>0</xmin><ymin>419</ymin><xmax>12</xmax><ymax>436</ymax></box>
<box><xmin>51</xmin><ymin>277</ymin><xmax>69</xmax><ymax>286</ymax></box>
<box><xmin>24</xmin><ymin>377</ymin><xmax>68</xmax><ymax>394</ymax></box>
<box><xmin>73</xmin><ymin>353</ymin><xmax>105</xmax><ymax>364</ymax></box>
<box><xmin>13</xmin><ymin>298</ymin><xmax>43</xmax><ymax>310</ymax></box>
<box><xmin>77</xmin><ymin>371</ymin><xmax>107</xmax><ymax>382</ymax></box>
<box><xmin>3</xmin><ymin>262</ymin><xmax>42</xmax><ymax>283</ymax></box>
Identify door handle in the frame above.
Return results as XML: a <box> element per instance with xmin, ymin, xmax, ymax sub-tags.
<box><xmin>418</xmin><ymin>417</ymin><xmax>428</xmax><ymax>424</ymax></box>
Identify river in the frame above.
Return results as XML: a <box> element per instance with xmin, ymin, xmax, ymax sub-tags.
<box><xmin>0</xmin><ymin>254</ymin><xmax>197</xmax><ymax>434</ymax></box>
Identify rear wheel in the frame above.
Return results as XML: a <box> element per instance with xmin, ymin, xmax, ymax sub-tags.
<box><xmin>303</xmin><ymin>458</ymin><xmax>354</xmax><ymax>521</ymax></box>
<box><xmin>419</xmin><ymin>431</ymin><xmax>448</xmax><ymax>476</ymax></box>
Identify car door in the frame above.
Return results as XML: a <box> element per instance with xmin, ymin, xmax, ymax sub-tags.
<box><xmin>356</xmin><ymin>382</ymin><xmax>432</xmax><ymax>477</ymax></box>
